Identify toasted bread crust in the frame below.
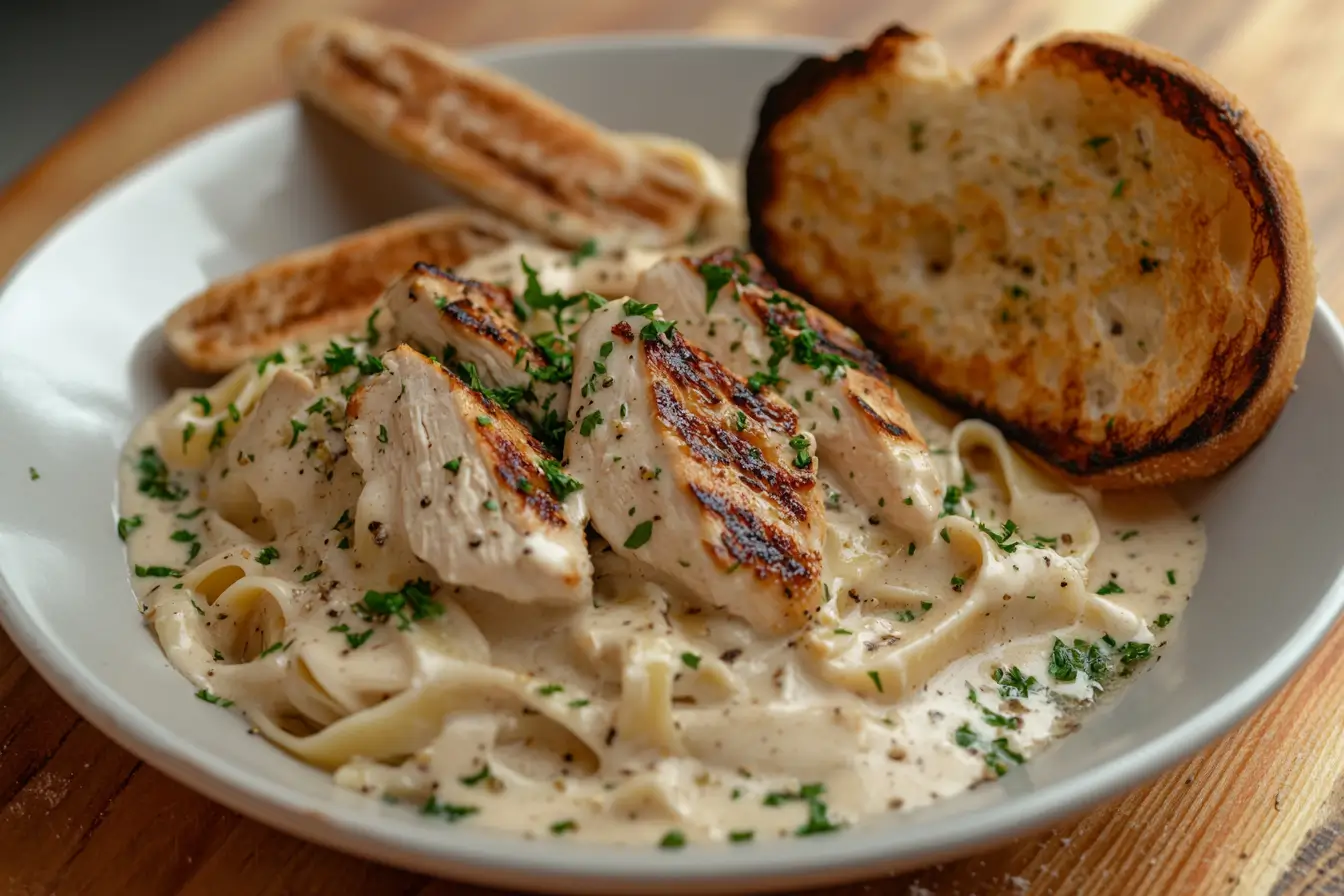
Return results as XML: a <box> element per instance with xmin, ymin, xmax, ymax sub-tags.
<box><xmin>747</xmin><ymin>27</ymin><xmax>1315</xmax><ymax>488</ymax></box>
<box><xmin>282</xmin><ymin>18</ymin><xmax>710</xmax><ymax>249</ymax></box>
<box><xmin>164</xmin><ymin>208</ymin><xmax>518</xmax><ymax>373</ymax></box>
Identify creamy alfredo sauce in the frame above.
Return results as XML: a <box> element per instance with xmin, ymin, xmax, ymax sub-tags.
<box><xmin>119</xmin><ymin>159</ymin><xmax>1204</xmax><ymax>847</ymax></box>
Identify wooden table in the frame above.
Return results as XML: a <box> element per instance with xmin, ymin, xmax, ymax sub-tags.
<box><xmin>2</xmin><ymin>1</ymin><xmax>1342</xmax><ymax>893</ymax></box>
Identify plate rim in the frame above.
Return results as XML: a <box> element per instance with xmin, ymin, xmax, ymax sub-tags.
<box><xmin>1</xmin><ymin>31</ymin><xmax>1343</xmax><ymax>892</ymax></box>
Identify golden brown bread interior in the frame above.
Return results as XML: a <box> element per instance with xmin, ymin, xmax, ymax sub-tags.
<box><xmin>282</xmin><ymin>17</ymin><xmax>716</xmax><ymax>249</ymax></box>
<box><xmin>747</xmin><ymin>26</ymin><xmax>1316</xmax><ymax>487</ymax></box>
<box><xmin>164</xmin><ymin>207</ymin><xmax>519</xmax><ymax>373</ymax></box>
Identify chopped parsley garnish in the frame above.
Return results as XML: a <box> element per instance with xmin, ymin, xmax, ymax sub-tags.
<box><xmin>907</xmin><ymin>542</ymin><xmax>916</xmax><ymax>556</ymax></box>
<box><xmin>992</xmin><ymin>666</ymin><xmax>1037</xmax><ymax>700</ymax></box>
<box><xmin>227</xmin><ymin>403</ymin><xmax>241</xmax><ymax>423</ymax></box>
<box><xmin>363</xmin><ymin>307</ymin><xmax>381</xmax><ymax>345</ymax></box>
<box><xmin>323</xmin><ymin>341</ymin><xmax>358</xmax><ymax>374</ymax></box>
<box><xmin>537</xmin><ymin>683</ymin><xmax>564</xmax><ymax>696</ymax></box>
<box><xmin>624</xmin><ymin>519</ymin><xmax>654</xmax><ymax>549</ymax></box>
<box><xmin>640</xmin><ymin>318</ymin><xmax>677</xmax><ymax>341</ymax></box>
<box><xmin>570</xmin><ymin>238</ymin><xmax>599</xmax><ymax>266</ymax></box>
<box><xmin>867</xmin><ymin>670</ymin><xmax>884</xmax><ymax>693</ymax></box>
<box><xmin>256</xmin><ymin>351</ymin><xmax>285</xmax><ymax>373</ymax></box>
<box><xmin>255</xmin><ymin>546</ymin><xmax>279</xmax><ymax>566</ymax></box>
<box><xmin>444</xmin><ymin>457</ymin><xmax>462</xmax><ymax>473</ymax></box>
<box><xmin>567</xmin><ymin>698</ymin><xmax>590</xmax><ymax>708</ymax></box>
<box><xmin>1050</xmin><ymin>634</ymin><xmax>1155</xmax><ymax>679</ymax></box>
<box><xmin>749</xmin><ymin>294</ymin><xmax>858</xmax><ymax>393</ymax></box>
<box><xmin>209</xmin><ymin>421</ymin><xmax>227</xmax><ymax>451</ymax></box>
<box><xmin>421</xmin><ymin>795</ymin><xmax>478</xmax><ymax>822</ymax></box>
<box><xmin>623</xmin><ymin>299</ymin><xmax>658</xmax><ymax>317</ymax></box>
<box><xmin>459</xmin><ymin>764</ymin><xmax>492</xmax><ymax>787</ymax></box>
<box><xmin>735</xmin><ymin>410</ymin><xmax>748</xmax><ymax>431</ymax></box>
<box><xmin>977</xmin><ymin>519</ymin><xmax>1023</xmax><ymax>554</ymax></box>
<box><xmin>195</xmin><ymin>689</ymin><xmax>233</xmax><ymax>707</ymax></box>
<box><xmin>1166</xmin><ymin>569</ymin><xmax>1177</xmax><ymax>585</ymax></box>
<box><xmin>728</xmin><ymin>830</ymin><xmax>755</xmax><ymax>843</ymax></box>
<box><xmin>135</xmin><ymin>565</ymin><xmax>182</xmax><ymax>578</ymax></box>
<box><xmin>699</xmin><ymin>262</ymin><xmax>736</xmax><ymax>312</ymax></box>
<box><xmin>763</xmin><ymin>783</ymin><xmax>844</xmax><ymax>836</ymax></box>
<box><xmin>950</xmin><ymin>575</ymin><xmax>966</xmax><ymax>591</ymax></box>
<box><xmin>258</xmin><ymin>640</ymin><xmax>291</xmax><ymax>658</ymax></box>
<box><xmin>190</xmin><ymin>395</ymin><xmax>211</xmax><ymax>415</ymax></box>
<box><xmin>747</xmin><ymin>369</ymin><xmax>782</xmax><ymax>393</ymax></box>
<box><xmin>475</xmin><ymin>416</ymin><xmax>491</xmax><ymax>427</ymax></box>
<box><xmin>1083</xmin><ymin>135</ymin><xmax>1112</xmax><ymax>150</ymax></box>
<box><xmin>1119</xmin><ymin>530</ymin><xmax>1139</xmax><ymax>541</ymax></box>
<box><xmin>176</xmin><ymin>507</ymin><xmax>205</xmax><ymax>520</ymax></box>
<box><xmin>518</xmin><ymin>256</ymin><xmax>588</xmax><ymax>331</ymax></box>
<box><xmin>170</xmin><ymin>529</ymin><xmax>195</xmax><ymax>543</ymax></box>
<box><xmin>457</xmin><ymin>360</ymin><xmax>530</xmax><ymax>410</ymax></box>
<box><xmin>1112</xmin><ymin>178</ymin><xmax>1128</xmax><ymax>199</ymax></box>
<box><xmin>117</xmin><ymin>515</ymin><xmax>143</xmax><ymax>541</ymax></box>
<box><xmin>967</xmin><ymin>687</ymin><xmax>1020</xmax><ymax>729</ymax></box>
<box><xmin>1095</xmin><ymin>580</ymin><xmax>1125</xmax><ymax>595</ymax></box>
<box><xmin>181</xmin><ymin>422</ymin><xmax>196</xmax><ymax>446</ymax></box>
<box><xmin>288</xmin><ymin>419</ymin><xmax>308</xmax><ymax>448</ymax></box>
<box><xmin>353</xmin><ymin>578</ymin><xmax>442</xmax><ymax>630</ymax></box>
<box><xmin>300</xmin><ymin>569</ymin><xmax>322</xmax><ymax>583</ymax></box>
<box><xmin>334</xmin><ymin>509</ymin><xmax>354</xmax><ymax>530</ymax></box>
<box><xmin>789</xmin><ymin>433</ymin><xmax>812</xmax><ymax>469</ymax></box>
<box><xmin>1119</xmin><ymin>641</ymin><xmax>1152</xmax><ymax>665</ymax></box>
<box><xmin>135</xmin><ymin>446</ymin><xmax>188</xmax><ymax>501</ymax></box>
<box><xmin>940</xmin><ymin>527</ymin><xmax>950</xmax><ymax>543</ymax></box>
<box><xmin>953</xmin><ymin>724</ymin><xmax>1024</xmax><ymax>777</ymax></box>
<box><xmin>580</xmin><ymin>410</ymin><xmax>604</xmax><ymax>436</ymax></box>
<box><xmin>659</xmin><ymin>830</ymin><xmax>686</xmax><ymax>850</ymax></box>
<box><xmin>345</xmin><ymin>629</ymin><xmax>374</xmax><ymax>649</ymax></box>
<box><xmin>483</xmin><ymin>498</ymin><xmax>499</xmax><ymax>511</ymax></box>
<box><xmin>537</xmin><ymin>457</ymin><xmax>583</xmax><ymax>501</ymax></box>
<box><xmin>1048</xmin><ymin>637</ymin><xmax>1109</xmax><ymax>684</ymax></box>
<box><xmin>550</xmin><ymin>819</ymin><xmax>578</xmax><ymax>836</ymax></box>
<box><xmin>908</xmin><ymin>120</ymin><xmax>927</xmax><ymax>152</ymax></box>
<box><xmin>941</xmin><ymin>484</ymin><xmax>966</xmax><ymax>517</ymax></box>
<box><xmin>680</xmin><ymin>652</ymin><xmax>701</xmax><ymax>670</ymax></box>
<box><xmin>891</xmin><ymin>602</ymin><xmax>931</xmax><ymax>623</ymax></box>
<box><xmin>1156</xmin><ymin>613</ymin><xmax>1174</xmax><ymax>628</ymax></box>
<box><xmin>377</xmin><ymin>424</ymin><xmax>388</xmax><ymax>443</ymax></box>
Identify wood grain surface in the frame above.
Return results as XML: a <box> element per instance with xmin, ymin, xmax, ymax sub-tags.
<box><xmin>1</xmin><ymin>1</ymin><xmax>1342</xmax><ymax>893</ymax></box>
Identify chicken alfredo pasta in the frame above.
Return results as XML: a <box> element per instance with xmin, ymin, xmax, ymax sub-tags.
<box><xmin>120</xmin><ymin>150</ymin><xmax>1203</xmax><ymax>847</ymax></box>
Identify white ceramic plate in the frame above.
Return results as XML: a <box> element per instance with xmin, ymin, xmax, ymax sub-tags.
<box><xmin>1</xmin><ymin>34</ymin><xmax>1343</xmax><ymax>895</ymax></box>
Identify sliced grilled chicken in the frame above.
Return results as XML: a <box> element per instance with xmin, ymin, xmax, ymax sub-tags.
<box><xmin>636</xmin><ymin>251</ymin><xmax>942</xmax><ymax>538</ymax></box>
<box><xmin>565</xmin><ymin>299</ymin><xmax>825</xmax><ymax>634</ymax></box>
<box><xmin>346</xmin><ymin>345</ymin><xmax>591</xmax><ymax>604</ymax></box>
<box><xmin>381</xmin><ymin>263</ymin><xmax>571</xmax><ymax>448</ymax></box>
<box><xmin>206</xmin><ymin>368</ymin><xmax>353</xmax><ymax>541</ymax></box>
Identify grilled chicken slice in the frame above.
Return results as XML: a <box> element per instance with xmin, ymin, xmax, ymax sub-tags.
<box><xmin>381</xmin><ymin>263</ymin><xmax>571</xmax><ymax>449</ymax></box>
<box><xmin>206</xmin><ymin>368</ymin><xmax>354</xmax><ymax>541</ymax></box>
<box><xmin>565</xmin><ymin>299</ymin><xmax>825</xmax><ymax>633</ymax></box>
<box><xmin>346</xmin><ymin>345</ymin><xmax>591</xmax><ymax>605</ymax></box>
<box><xmin>636</xmin><ymin>251</ymin><xmax>942</xmax><ymax>538</ymax></box>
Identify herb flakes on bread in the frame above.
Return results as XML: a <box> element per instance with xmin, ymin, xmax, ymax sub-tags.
<box><xmin>747</xmin><ymin>26</ymin><xmax>1315</xmax><ymax>487</ymax></box>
